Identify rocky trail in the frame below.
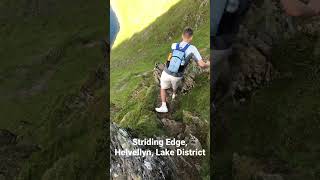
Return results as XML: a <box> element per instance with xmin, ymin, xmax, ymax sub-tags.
<box><xmin>153</xmin><ymin>63</ymin><xmax>209</xmax><ymax>143</ymax></box>
<box><xmin>110</xmin><ymin>1</ymin><xmax>210</xmax><ymax>179</ymax></box>
<box><xmin>110</xmin><ymin>62</ymin><xmax>209</xmax><ymax>180</ymax></box>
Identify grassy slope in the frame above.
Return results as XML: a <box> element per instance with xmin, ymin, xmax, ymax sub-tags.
<box><xmin>111</xmin><ymin>0</ymin><xmax>210</xmax><ymax>178</ymax></box>
<box><xmin>216</xmin><ymin>33</ymin><xmax>320</xmax><ymax>179</ymax></box>
<box><xmin>0</xmin><ymin>0</ymin><xmax>107</xmax><ymax>179</ymax></box>
<box><xmin>111</xmin><ymin>0</ymin><xmax>210</xmax><ymax>135</ymax></box>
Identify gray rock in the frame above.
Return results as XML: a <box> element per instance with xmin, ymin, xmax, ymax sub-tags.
<box><xmin>110</xmin><ymin>123</ymin><xmax>177</xmax><ymax>180</ymax></box>
<box><xmin>0</xmin><ymin>130</ymin><xmax>39</xmax><ymax>180</ymax></box>
<box><xmin>0</xmin><ymin>129</ymin><xmax>16</xmax><ymax>146</ymax></box>
<box><xmin>110</xmin><ymin>123</ymin><xmax>204</xmax><ymax>180</ymax></box>
<box><xmin>160</xmin><ymin>118</ymin><xmax>185</xmax><ymax>137</ymax></box>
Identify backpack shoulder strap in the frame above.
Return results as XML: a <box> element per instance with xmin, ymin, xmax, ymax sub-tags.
<box><xmin>175</xmin><ymin>43</ymin><xmax>180</xmax><ymax>50</ymax></box>
<box><xmin>181</xmin><ymin>44</ymin><xmax>190</xmax><ymax>52</ymax></box>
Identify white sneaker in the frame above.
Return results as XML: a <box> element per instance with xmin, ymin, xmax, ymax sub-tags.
<box><xmin>155</xmin><ymin>105</ymin><xmax>168</xmax><ymax>113</ymax></box>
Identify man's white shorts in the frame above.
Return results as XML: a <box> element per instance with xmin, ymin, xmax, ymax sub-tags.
<box><xmin>160</xmin><ymin>71</ymin><xmax>182</xmax><ymax>90</ymax></box>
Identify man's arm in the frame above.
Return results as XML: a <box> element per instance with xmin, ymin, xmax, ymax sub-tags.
<box><xmin>281</xmin><ymin>0</ymin><xmax>319</xmax><ymax>17</ymax></box>
<box><xmin>197</xmin><ymin>59</ymin><xmax>210</xmax><ymax>68</ymax></box>
<box><xmin>191</xmin><ymin>46</ymin><xmax>210</xmax><ymax>68</ymax></box>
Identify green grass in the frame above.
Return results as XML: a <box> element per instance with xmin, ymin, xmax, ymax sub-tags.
<box><xmin>0</xmin><ymin>0</ymin><xmax>107</xmax><ymax>179</ymax></box>
<box><xmin>110</xmin><ymin>0</ymin><xmax>209</xmax><ymax>114</ymax></box>
<box><xmin>111</xmin><ymin>0</ymin><xmax>210</xmax><ymax>178</ymax></box>
<box><xmin>180</xmin><ymin>75</ymin><xmax>210</xmax><ymax>122</ymax></box>
<box><xmin>111</xmin><ymin>0</ymin><xmax>210</xmax><ymax>135</ymax></box>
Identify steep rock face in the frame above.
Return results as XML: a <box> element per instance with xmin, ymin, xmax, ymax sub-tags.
<box><xmin>110</xmin><ymin>123</ymin><xmax>176</xmax><ymax>180</ymax></box>
<box><xmin>230</xmin><ymin>0</ymin><xmax>285</xmax><ymax>99</ymax></box>
<box><xmin>216</xmin><ymin>0</ymin><xmax>320</xmax><ymax>179</ymax></box>
<box><xmin>229</xmin><ymin>0</ymin><xmax>319</xmax><ymax>99</ymax></box>
<box><xmin>110</xmin><ymin>123</ymin><xmax>205</xmax><ymax>180</ymax></box>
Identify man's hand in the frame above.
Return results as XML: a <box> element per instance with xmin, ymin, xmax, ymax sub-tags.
<box><xmin>197</xmin><ymin>59</ymin><xmax>210</xmax><ymax>68</ymax></box>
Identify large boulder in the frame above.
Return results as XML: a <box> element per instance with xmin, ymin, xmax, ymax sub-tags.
<box><xmin>110</xmin><ymin>123</ymin><xmax>176</xmax><ymax>180</ymax></box>
<box><xmin>110</xmin><ymin>122</ymin><xmax>205</xmax><ymax>180</ymax></box>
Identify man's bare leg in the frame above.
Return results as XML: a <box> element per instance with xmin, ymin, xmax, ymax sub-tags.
<box><xmin>160</xmin><ymin>88</ymin><xmax>167</xmax><ymax>103</ymax></box>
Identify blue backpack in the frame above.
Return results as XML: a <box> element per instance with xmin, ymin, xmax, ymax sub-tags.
<box><xmin>167</xmin><ymin>43</ymin><xmax>190</xmax><ymax>73</ymax></box>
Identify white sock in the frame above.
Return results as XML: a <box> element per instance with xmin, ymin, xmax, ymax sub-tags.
<box><xmin>162</xmin><ymin>102</ymin><xmax>166</xmax><ymax>107</ymax></box>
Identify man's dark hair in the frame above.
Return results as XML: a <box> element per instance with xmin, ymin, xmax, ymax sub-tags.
<box><xmin>183</xmin><ymin>27</ymin><xmax>193</xmax><ymax>37</ymax></box>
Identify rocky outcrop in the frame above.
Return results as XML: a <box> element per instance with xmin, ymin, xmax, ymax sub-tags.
<box><xmin>227</xmin><ymin>0</ymin><xmax>320</xmax><ymax>101</ymax></box>
<box><xmin>215</xmin><ymin>1</ymin><xmax>320</xmax><ymax>180</ymax></box>
<box><xmin>110</xmin><ymin>122</ymin><xmax>205</xmax><ymax>180</ymax></box>
<box><xmin>0</xmin><ymin>129</ymin><xmax>40</xmax><ymax>180</ymax></box>
<box><xmin>151</xmin><ymin>61</ymin><xmax>209</xmax><ymax>179</ymax></box>
<box><xmin>110</xmin><ymin>123</ymin><xmax>175</xmax><ymax>180</ymax></box>
<box><xmin>230</xmin><ymin>0</ymin><xmax>282</xmax><ymax>99</ymax></box>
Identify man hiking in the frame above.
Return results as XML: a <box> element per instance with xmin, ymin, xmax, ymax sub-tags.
<box><xmin>155</xmin><ymin>27</ymin><xmax>210</xmax><ymax>113</ymax></box>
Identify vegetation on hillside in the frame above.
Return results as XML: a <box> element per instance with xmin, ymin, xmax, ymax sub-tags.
<box><xmin>111</xmin><ymin>0</ymin><xmax>210</xmax><ymax>178</ymax></box>
<box><xmin>215</xmin><ymin>31</ymin><xmax>320</xmax><ymax>180</ymax></box>
<box><xmin>111</xmin><ymin>0</ymin><xmax>210</xmax><ymax>135</ymax></box>
<box><xmin>0</xmin><ymin>0</ymin><xmax>107</xmax><ymax>179</ymax></box>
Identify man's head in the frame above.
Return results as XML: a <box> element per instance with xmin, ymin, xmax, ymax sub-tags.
<box><xmin>182</xmin><ymin>27</ymin><xmax>193</xmax><ymax>42</ymax></box>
